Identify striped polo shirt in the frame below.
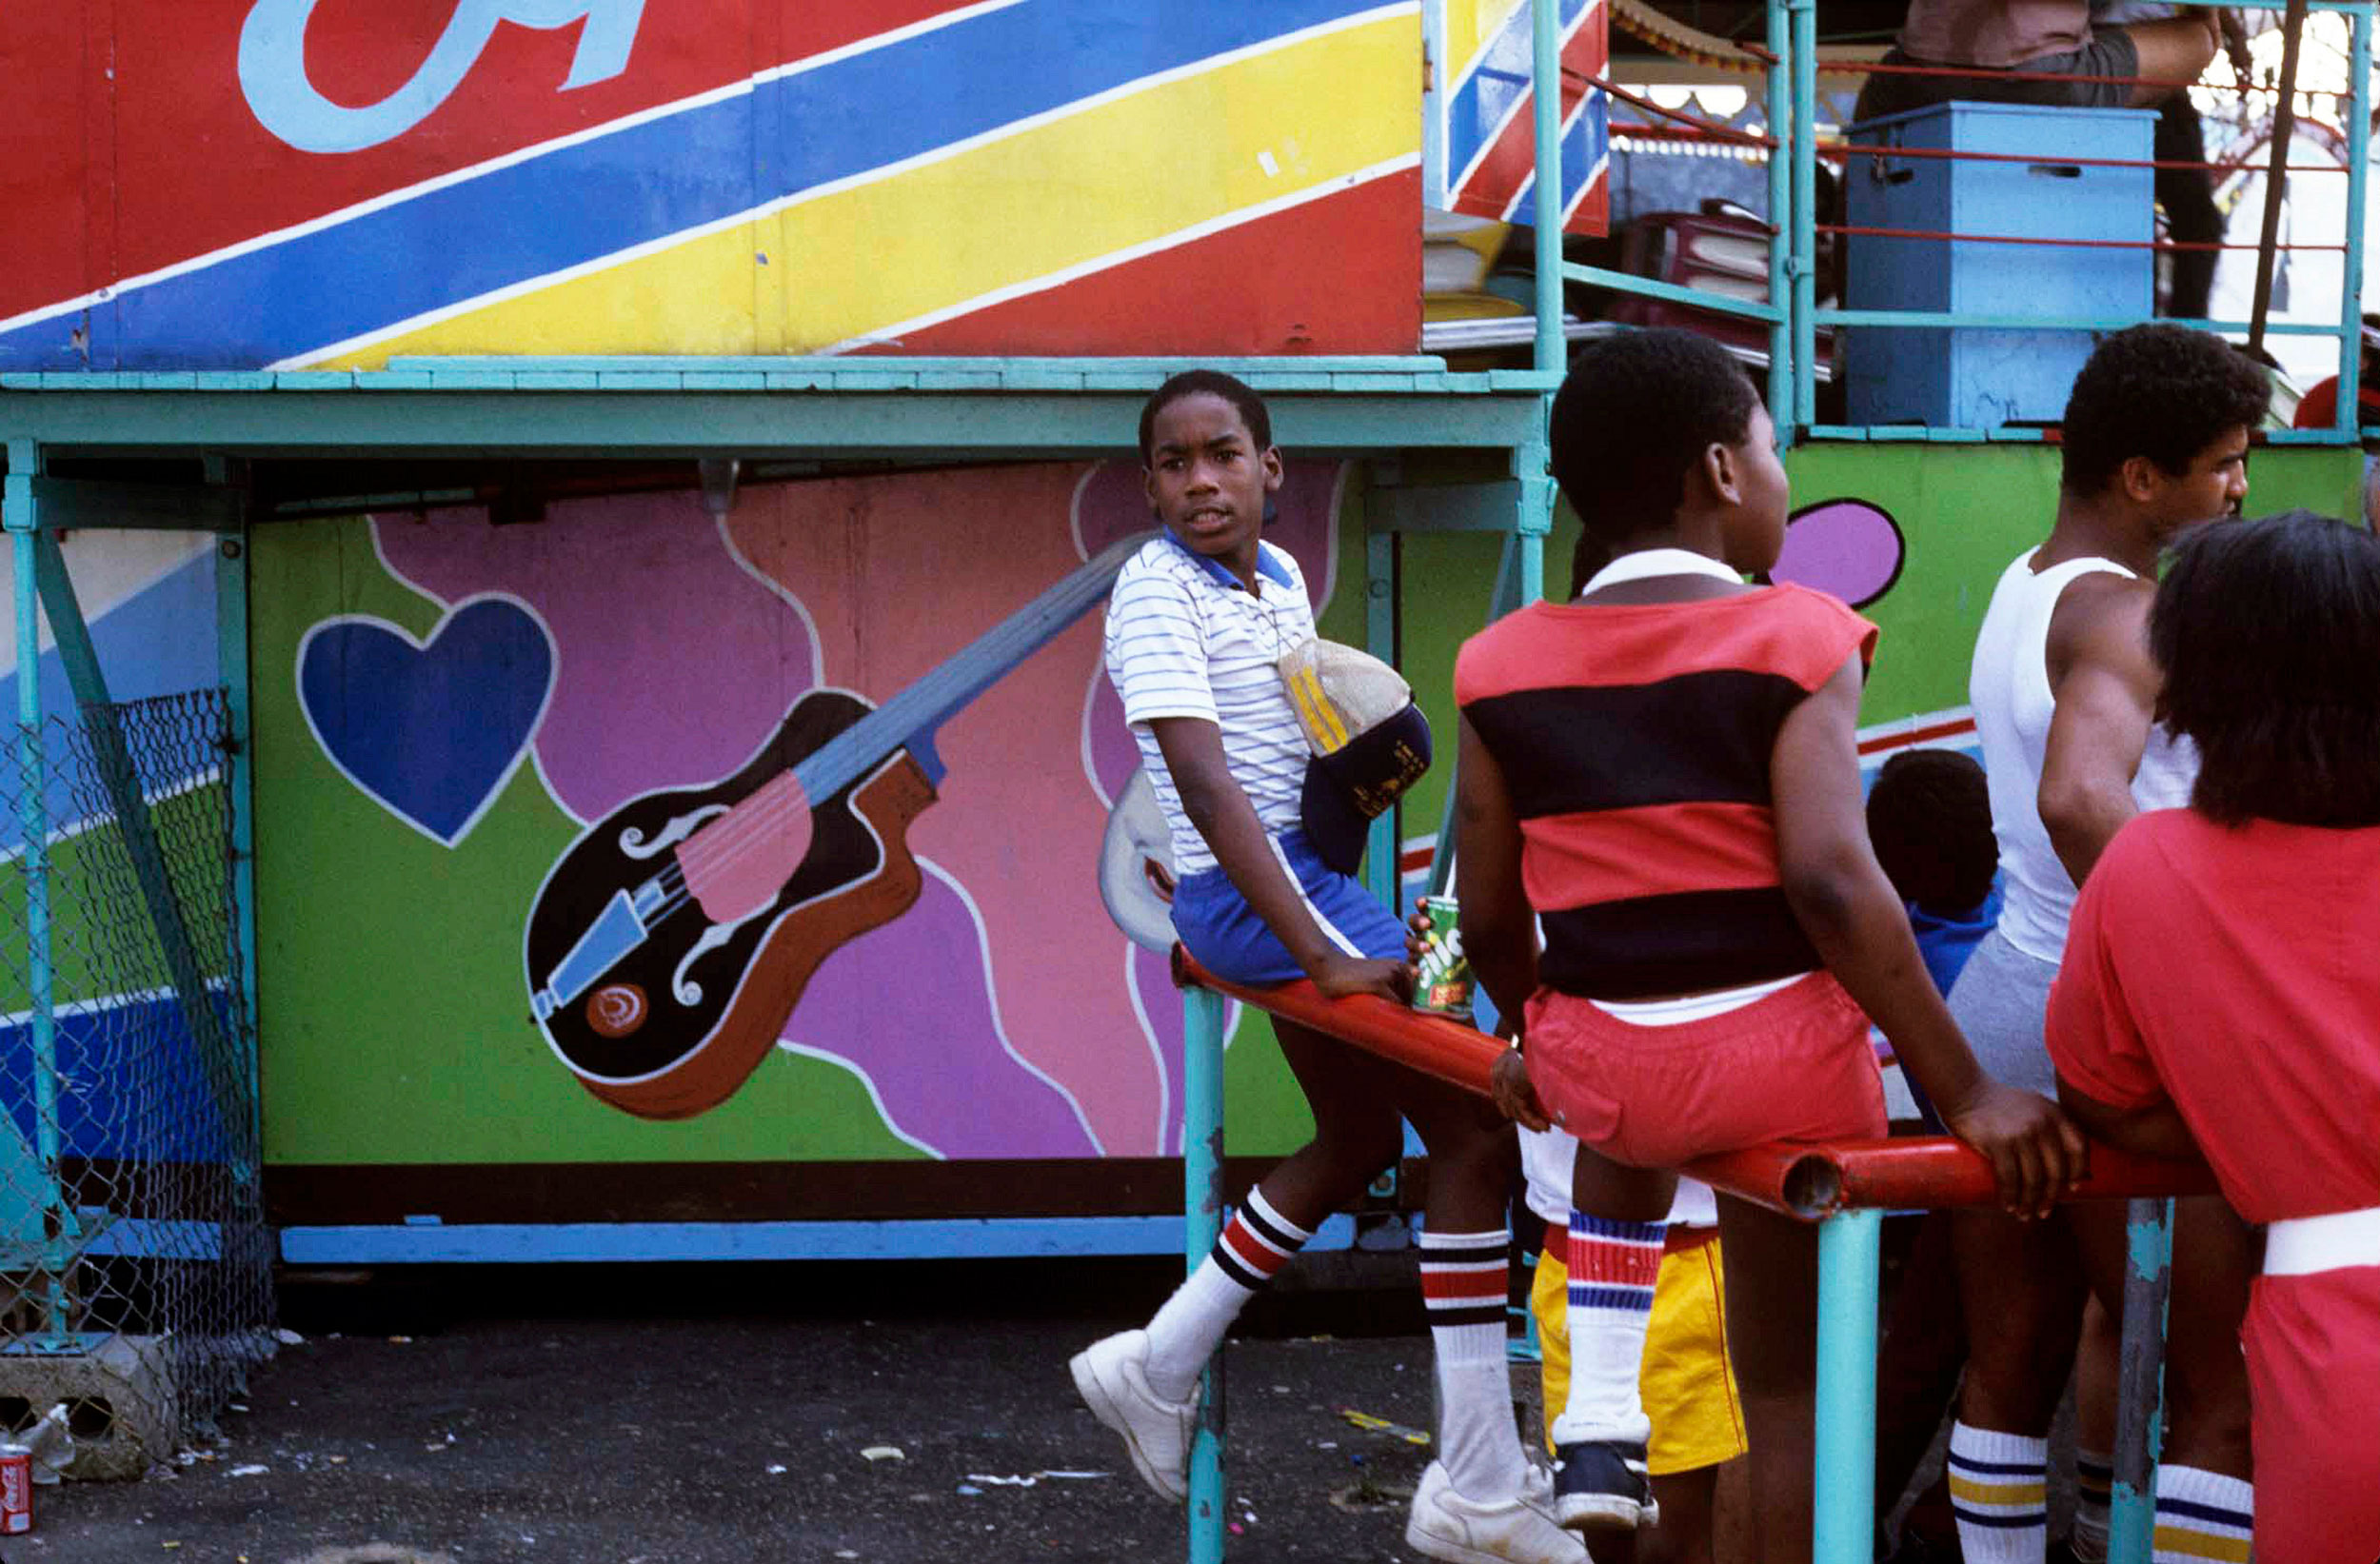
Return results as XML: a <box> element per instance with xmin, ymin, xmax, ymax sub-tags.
<box><xmin>1454</xmin><ymin>584</ymin><xmax>1878</xmax><ymax>999</ymax></box>
<box><xmin>1103</xmin><ymin>533</ymin><xmax>1315</xmax><ymax>877</ymax></box>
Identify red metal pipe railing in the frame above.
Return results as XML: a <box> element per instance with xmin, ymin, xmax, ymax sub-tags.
<box><xmin>1173</xmin><ymin>947</ymin><xmax>1502</xmax><ymax>1097</ymax></box>
<box><xmin>1174</xmin><ymin>947</ymin><xmax>2216</xmax><ymax>1220</ymax></box>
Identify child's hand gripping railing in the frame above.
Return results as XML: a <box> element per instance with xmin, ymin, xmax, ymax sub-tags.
<box><xmin>1171</xmin><ymin>946</ymin><xmax>2218</xmax><ymax>1564</ymax></box>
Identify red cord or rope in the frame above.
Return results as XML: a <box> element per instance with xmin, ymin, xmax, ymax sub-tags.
<box><xmin>1611</xmin><ymin>120</ymin><xmax>2348</xmax><ymax>178</ymax></box>
<box><xmin>1577</xmin><ymin>71</ymin><xmax>1777</xmax><ymax>148</ymax></box>
<box><xmin>1821</xmin><ymin>223</ymin><xmax>2348</xmax><ymax>253</ymax></box>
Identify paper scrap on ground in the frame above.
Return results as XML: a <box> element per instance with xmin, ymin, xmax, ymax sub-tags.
<box><xmin>1336</xmin><ymin>1408</ymin><xmax>1432</xmax><ymax>1446</ymax></box>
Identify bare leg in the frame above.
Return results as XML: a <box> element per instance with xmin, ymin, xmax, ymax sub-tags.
<box><xmin>1641</xmin><ymin>1467</ymin><xmax>1721</xmax><ymax>1564</ymax></box>
<box><xmin>1258</xmin><ymin>1016</ymin><xmax>1413</xmax><ymax>1229</ymax></box>
<box><xmin>2119</xmin><ymin>16</ymin><xmax>2219</xmax><ymax>108</ymax></box>
<box><xmin>1717</xmin><ymin>1194</ymin><xmax>1820</xmax><ymax>1564</ymax></box>
<box><xmin>1952</xmin><ymin>1207</ymin><xmax>2087</xmax><ymax>1438</ymax></box>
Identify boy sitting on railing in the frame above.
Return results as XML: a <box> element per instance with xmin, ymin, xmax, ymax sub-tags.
<box><xmin>2046</xmin><ymin>511</ymin><xmax>2380</xmax><ymax>1564</ymax></box>
<box><xmin>1451</xmin><ymin>327</ymin><xmax>2082</xmax><ymax>1560</ymax></box>
<box><xmin>1071</xmin><ymin>370</ymin><xmax>1584</xmax><ymax>1564</ymax></box>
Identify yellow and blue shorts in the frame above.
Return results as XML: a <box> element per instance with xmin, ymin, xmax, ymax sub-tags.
<box><xmin>1530</xmin><ymin>1229</ymin><xmax>1747</xmax><ymax>1476</ymax></box>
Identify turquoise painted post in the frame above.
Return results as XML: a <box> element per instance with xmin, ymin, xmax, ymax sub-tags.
<box><xmin>1813</xmin><ymin>1207</ymin><xmax>1883</xmax><ymax>1564</ymax></box>
<box><xmin>2109</xmin><ymin>1197</ymin><xmax>2176</xmax><ymax>1564</ymax></box>
<box><xmin>1765</xmin><ymin>0</ymin><xmax>1795</xmax><ymax>439</ymax></box>
<box><xmin>1532</xmin><ymin>0</ymin><xmax>1565</xmax><ymax>376</ymax></box>
<box><xmin>1517</xmin><ymin>426</ymin><xmax>1552</xmax><ymax>607</ymax></box>
<box><xmin>3</xmin><ymin>439</ymin><xmax>69</xmax><ymax>1348</ymax></box>
<box><xmin>1182</xmin><ymin>984</ymin><xmax>1229</xmax><ymax>1564</ymax></box>
<box><xmin>1364</xmin><ymin>530</ymin><xmax>1399</xmax><ymax>912</ymax></box>
<box><xmin>1790</xmin><ymin>0</ymin><xmax>1819</xmax><ymax>433</ymax></box>
<box><xmin>2336</xmin><ymin>4</ymin><xmax>2371</xmax><ymax>434</ymax></box>
<box><xmin>212</xmin><ymin>492</ymin><xmax>264</xmax><ymax>1177</ymax></box>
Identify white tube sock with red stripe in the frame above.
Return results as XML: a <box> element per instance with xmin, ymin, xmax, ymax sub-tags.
<box><xmin>1421</xmin><ymin>1226</ymin><xmax>1528</xmax><ymax>1502</ymax></box>
<box><xmin>1551</xmin><ymin>1211</ymin><xmax>1663</xmax><ymax>1447</ymax></box>
<box><xmin>1142</xmin><ymin>1185</ymin><xmax>1312</xmax><ymax>1402</ymax></box>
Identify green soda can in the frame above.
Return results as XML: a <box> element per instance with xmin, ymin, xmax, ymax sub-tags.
<box><xmin>1412</xmin><ymin>895</ymin><xmax>1475</xmax><ymax>1020</ymax></box>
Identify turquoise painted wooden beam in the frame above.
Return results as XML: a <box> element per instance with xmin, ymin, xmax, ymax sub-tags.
<box><xmin>27</xmin><ymin>477</ymin><xmax>242</xmax><ymax>533</ymax></box>
<box><xmin>1368</xmin><ymin>480</ymin><xmax>1528</xmax><ymax>533</ymax></box>
<box><xmin>0</xmin><ymin>388</ymin><xmax>1549</xmax><ymax>459</ymax></box>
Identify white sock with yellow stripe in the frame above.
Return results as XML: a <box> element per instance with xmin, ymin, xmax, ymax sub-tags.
<box><xmin>1948</xmin><ymin>1422</ymin><xmax>2047</xmax><ymax>1563</ymax></box>
<box><xmin>2152</xmin><ymin>1465</ymin><xmax>2252</xmax><ymax>1564</ymax></box>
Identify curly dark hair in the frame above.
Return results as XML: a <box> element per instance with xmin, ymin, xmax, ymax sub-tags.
<box><xmin>1865</xmin><ymin>748</ymin><xmax>1998</xmax><ymax>913</ymax></box>
<box><xmin>2060</xmin><ymin>324</ymin><xmax>2270</xmax><ymax>497</ymax></box>
<box><xmin>1139</xmin><ymin>370</ymin><xmax>1273</xmax><ymax>464</ymax></box>
<box><xmin>2152</xmin><ymin>510</ymin><xmax>2380</xmax><ymax>828</ymax></box>
<box><xmin>1549</xmin><ymin>328</ymin><xmax>1760</xmax><ymax>550</ymax></box>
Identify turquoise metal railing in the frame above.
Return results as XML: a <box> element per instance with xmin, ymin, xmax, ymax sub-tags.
<box><xmin>1522</xmin><ymin>0</ymin><xmax>2378</xmax><ymax>444</ymax></box>
<box><xmin>1174</xmin><ymin>952</ymin><xmax>2223</xmax><ymax>1564</ymax></box>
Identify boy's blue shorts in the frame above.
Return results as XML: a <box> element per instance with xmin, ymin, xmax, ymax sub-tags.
<box><xmin>1170</xmin><ymin>828</ymin><xmax>1408</xmax><ymax>985</ymax></box>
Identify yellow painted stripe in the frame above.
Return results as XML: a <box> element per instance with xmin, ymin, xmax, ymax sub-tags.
<box><xmin>1447</xmin><ymin>0</ymin><xmax>1526</xmax><ymax>88</ymax></box>
<box><xmin>315</xmin><ymin>14</ymin><xmax>1417</xmax><ymax>366</ymax></box>
<box><xmin>1288</xmin><ymin>665</ymin><xmax>1351</xmax><ymax>753</ymax></box>
<box><xmin>2152</xmin><ymin>1526</ymin><xmax>2251</xmax><ymax>1564</ymax></box>
<box><xmin>1946</xmin><ymin>1475</ymin><xmax>2047</xmax><ymax>1509</ymax></box>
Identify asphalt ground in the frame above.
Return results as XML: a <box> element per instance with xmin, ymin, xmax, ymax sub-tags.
<box><xmin>8</xmin><ymin>1257</ymin><xmax>1533</xmax><ymax>1564</ymax></box>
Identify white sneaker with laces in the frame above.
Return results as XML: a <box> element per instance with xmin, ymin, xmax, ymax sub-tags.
<box><xmin>1068</xmin><ymin>1329</ymin><xmax>1195</xmax><ymax>1501</ymax></box>
<box><xmin>1405</xmin><ymin>1459</ymin><xmax>1591</xmax><ymax>1564</ymax></box>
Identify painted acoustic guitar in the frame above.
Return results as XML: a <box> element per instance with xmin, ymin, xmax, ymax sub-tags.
<box><xmin>525</xmin><ymin>532</ymin><xmax>1150</xmax><ymax>1119</ymax></box>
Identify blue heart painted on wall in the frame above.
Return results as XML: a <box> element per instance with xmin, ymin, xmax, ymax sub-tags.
<box><xmin>298</xmin><ymin>598</ymin><xmax>556</xmax><ymax>846</ymax></box>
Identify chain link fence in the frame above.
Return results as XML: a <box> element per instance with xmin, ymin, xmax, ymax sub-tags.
<box><xmin>0</xmin><ymin>689</ymin><xmax>269</xmax><ymax>1476</ymax></box>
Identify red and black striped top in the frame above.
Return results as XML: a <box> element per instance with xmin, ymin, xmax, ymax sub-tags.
<box><xmin>1454</xmin><ymin>584</ymin><xmax>1878</xmax><ymax>1000</ymax></box>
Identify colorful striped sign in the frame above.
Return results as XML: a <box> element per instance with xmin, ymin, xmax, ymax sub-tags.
<box><xmin>1437</xmin><ymin>0</ymin><xmax>1609</xmax><ymax>235</ymax></box>
<box><xmin>2</xmin><ymin>1</ymin><xmax>1425</xmax><ymax>369</ymax></box>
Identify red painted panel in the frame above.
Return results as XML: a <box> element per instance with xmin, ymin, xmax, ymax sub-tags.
<box><xmin>880</xmin><ymin>170</ymin><xmax>1423</xmax><ymax>357</ymax></box>
<box><xmin>0</xmin><ymin>0</ymin><xmax>99</xmax><ymax>319</ymax></box>
<box><xmin>37</xmin><ymin>2</ymin><xmax>985</xmax><ymax>312</ymax></box>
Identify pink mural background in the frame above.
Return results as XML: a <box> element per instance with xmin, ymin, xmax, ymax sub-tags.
<box><xmin>362</xmin><ymin>459</ymin><xmax>1347</xmax><ymax>1159</ymax></box>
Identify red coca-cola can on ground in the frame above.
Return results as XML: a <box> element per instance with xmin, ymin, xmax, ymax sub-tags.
<box><xmin>0</xmin><ymin>1442</ymin><xmax>32</xmax><ymax>1533</ymax></box>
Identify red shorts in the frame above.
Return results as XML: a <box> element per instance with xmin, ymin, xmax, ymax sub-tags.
<box><xmin>1522</xmin><ymin>972</ymin><xmax>1887</xmax><ymax>1170</ymax></box>
<box><xmin>2241</xmin><ymin>1266</ymin><xmax>2380</xmax><ymax>1561</ymax></box>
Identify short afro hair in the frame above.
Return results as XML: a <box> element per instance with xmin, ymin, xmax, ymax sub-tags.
<box><xmin>1140</xmin><ymin>370</ymin><xmax>1273</xmax><ymax>464</ymax></box>
<box><xmin>2060</xmin><ymin>325</ymin><xmax>2269</xmax><ymax>497</ymax></box>
<box><xmin>1865</xmin><ymin>748</ymin><xmax>1997</xmax><ymax>913</ymax></box>
<box><xmin>2151</xmin><ymin>510</ymin><xmax>2380</xmax><ymax>828</ymax></box>
<box><xmin>1548</xmin><ymin>328</ymin><xmax>1761</xmax><ymax>546</ymax></box>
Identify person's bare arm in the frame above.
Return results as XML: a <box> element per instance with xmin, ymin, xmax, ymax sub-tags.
<box><xmin>1151</xmin><ymin>717</ymin><xmax>1411</xmax><ymax>1001</ymax></box>
<box><xmin>1451</xmin><ymin>716</ymin><xmax>1556</xmax><ymax>1130</ymax></box>
<box><xmin>2038</xmin><ymin>576</ymin><xmax>2161</xmax><ymax>887</ymax></box>
<box><xmin>2057</xmin><ymin>1079</ymin><xmax>2206</xmax><ymax>1165</ymax></box>
<box><xmin>1774</xmin><ymin>655</ymin><xmax>2086</xmax><ymax>1215</ymax></box>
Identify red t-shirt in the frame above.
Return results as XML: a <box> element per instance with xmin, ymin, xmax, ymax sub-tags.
<box><xmin>2046</xmin><ymin>808</ymin><xmax>2380</xmax><ymax>1223</ymax></box>
<box><xmin>2290</xmin><ymin>372</ymin><xmax>2380</xmax><ymax>432</ymax></box>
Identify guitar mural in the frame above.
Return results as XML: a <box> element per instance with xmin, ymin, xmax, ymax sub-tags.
<box><xmin>524</xmin><ymin>535</ymin><xmax>1146</xmax><ymax>1119</ymax></box>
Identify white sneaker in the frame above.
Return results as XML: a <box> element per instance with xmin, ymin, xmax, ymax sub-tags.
<box><xmin>1068</xmin><ymin>1329</ymin><xmax>1195</xmax><ymax>1501</ymax></box>
<box><xmin>1405</xmin><ymin>1459</ymin><xmax>1591</xmax><ymax>1564</ymax></box>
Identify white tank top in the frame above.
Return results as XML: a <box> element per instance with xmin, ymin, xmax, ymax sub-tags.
<box><xmin>1969</xmin><ymin>548</ymin><xmax>2199</xmax><ymax>961</ymax></box>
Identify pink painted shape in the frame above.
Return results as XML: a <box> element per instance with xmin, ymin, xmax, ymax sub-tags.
<box><xmin>731</xmin><ymin>465</ymin><xmax>1170</xmax><ymax>1154</ymax></box>
<box><xmin>680</xmin><ymin>772</ymin><xmax>814</xmax><ymax>924</ymax></box>
<box><xmin>371</xmin><ymin>493</ymin><xmax>817</xmax><ymax>823</ymax></box>
<box><xmin>1773</xmin><ymin>500</ymin><xmax>1905</xmax><ymax>609</ymax></box>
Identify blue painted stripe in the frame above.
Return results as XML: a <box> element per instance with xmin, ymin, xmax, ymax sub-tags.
<box><xmin>1504</xmin><ymin>91</ymin><xmax>1608</xmax><ymax>228</ymax></box>
<box><xmin>2155</xmin><ymin>1496</ymin><xmax>2252</xmax><ymax>1528</ymax></box>
<box><xmin>281</xmin><ymin>1213</ymin><xmax>1361</xmax><ymax>1264</ymax></box>
<box><xmin>1566</xmin><ymin>1284</ymin><xmax>1655</xmax><ymax>1312</ymax></box>
<box><xmin>0</xmin><ymin>0</ymin><xmax>1393</xmax><ymax>371</ymax></box>
<box><xmin>1444</xmin><ymin>0</ymin><xmax>1590</xmax><ymax>188</ymax></box>
<box><xmin>1569</xmin><ymin>1212</ymin><xmax>1664</xmax><ymax>1243</ymax></box>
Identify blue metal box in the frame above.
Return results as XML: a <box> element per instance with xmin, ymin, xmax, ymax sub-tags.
<box><xmin>1844</xmin><ymin>100</ymin><xmax>2155</xmax><ymax>428</ymax></box>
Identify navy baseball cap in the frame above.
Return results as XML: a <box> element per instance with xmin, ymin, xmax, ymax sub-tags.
<box><xmin>1279</xmin><ymin>641</ymin><xmax>1434</xmax><ymax>876</ymax></box>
